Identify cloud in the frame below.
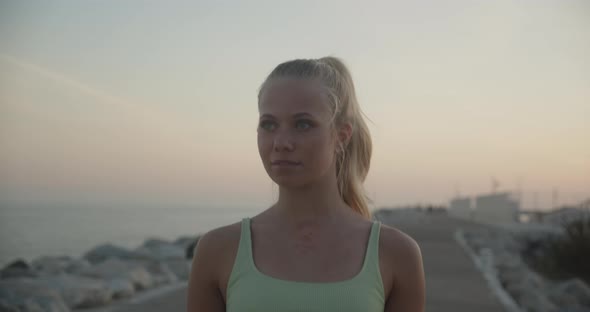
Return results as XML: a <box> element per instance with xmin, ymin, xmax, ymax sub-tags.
<box><xmin>0</xmin><ymin>53</ymin><xmax>194</xmax><ymax>136</ymax></box>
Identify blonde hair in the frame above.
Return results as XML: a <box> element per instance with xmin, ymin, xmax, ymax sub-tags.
<box><xmin>257</xmin><ymin>56</ymin><xmax>374</xmax><ymax>219</ymax></box>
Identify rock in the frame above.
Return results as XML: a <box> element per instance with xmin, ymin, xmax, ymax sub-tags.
<box><xmin>131</xmin><ymin>260</ymin><xmax>178</xmax><ymax>285</ymax></box>
<box><xmin>83</xmin><ymin>244</ymin><xmax>151</xmax><ymax>264</ymax></box>
<box><xmin>162</xmin><ymin>259</ymin><xmax>191</xmax><ymax>280</ymax></box>
<box><xmin>35</xmin><ymin>274</ymin><xmax>112</xmax><ymax>309</ymax></box>
<box><xmin>1</xmin><ymin>259</ymin><xmax>29</xmax><ymax>270</ymax></box>
<box><xmin>518</xmin><ymin>289</ymin><xmax>559</xmax><ymax>312</ymax></box>
<box><xmin>135</xmin><ymin>241</ymin><xmax>185</xmax><ymax>261</ymax></box>
<box><xmin>549</xmin><ymin>278</ymin><xmax>590</xmax><ymax>307</ymax></box>
<box><xmin>78</xmin><ymin>258</ymin><xmax>154</xmax><ymax>291</ymax></box>
<box><xmin>463</xmin><ymin>230</ymin><xmax>491</xmax><ymax>253</ymax></box>
<box><xmin>520</xmin><ymin>230</ymin><xmax>563</xmax><ymax>248</ymax></box>
<box><xmin>141</xmin><ymin>238</ymin><xmax>171</xmax><ymax>249</ymax></box>
<box><xmin>0</xmin><ymin>300</ymin><xmax>19</xmax><ymax>312</ymax></box>
<box><xmin>494</xmin><ymin>250</ymin><xmax>523</xmax><ymax>270</ymax></box>
<box><xmin>107</xmin><ymin>278</ymin><xmax>135</xmax><ymax>300</ymax></box>
<box><xmin>460</xmin><ymin>222</ymin><xmax>590</xmax><ymax>312</ymax></box>
<box><xmin>559</xmin><ymin>306</ymin><xmax>590</xmax><ymax>312</ymax></box>
<box><xmin>31</xmin><ymin>256</ymin><xmax>74</xmax><ymax>276</ymax></box>
<box><xmin>0</xmin><ymin>278</ymin><xmax>70</xmax><ymax>312</ymax></box>
<box><xmin>549</xmin><ymin>287</ymin><xmax>583</xmax><ymax>307</ymax></box>
<box><xmin>504</xmin><ymin>270</ymin><xmax>548</xmax><ymax>296</ymax></box>
<box><xmin>64</xmin><ymin>259</ymin><xmax>92</xmax><ymax>275</ymax></box>
<box><xmin>498</xmin><ymin>267</ymin><xmax>525</xmax><ymax>287</ymax></box>
<box><xmin>0</xmin><ymin>259</ymin><xmax>38</xmax><ymax>279</ymax></box>
<box><xmin>496</xmin><ymin>234</ymin><xmax>521</xmax><ymax>254</ymax></box>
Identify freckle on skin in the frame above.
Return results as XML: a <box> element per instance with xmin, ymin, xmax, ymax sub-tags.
<box><xmin>294</xmin><ymin>231</ymin><xmax>315</xmax><ymax>256</ymax></box>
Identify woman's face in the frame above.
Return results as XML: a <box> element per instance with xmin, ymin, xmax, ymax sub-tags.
<box><xmin>257</xmin><ymin>78</ymin><xmax>339</xmax><ymax>188</ymax></box>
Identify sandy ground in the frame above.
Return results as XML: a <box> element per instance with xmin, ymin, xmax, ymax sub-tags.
<box><xmin>80</xmin><ymin>213</ymin><xmax>507</xmax><ymax>312</ymax></box>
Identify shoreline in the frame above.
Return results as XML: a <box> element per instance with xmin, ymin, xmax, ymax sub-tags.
<box><xmin>0</xmin><ymin>233</ymin><xmax>200</xmax><ymax>312</ymax></box>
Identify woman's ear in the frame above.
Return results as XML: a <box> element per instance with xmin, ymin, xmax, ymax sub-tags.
<box><xmin>338</xmin><ymin>122</ymin><xmax>353</xmax><ymax>147</ymax></box>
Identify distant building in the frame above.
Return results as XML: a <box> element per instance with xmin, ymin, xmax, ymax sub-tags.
<box><xmin>473</xmin><ymin>192</ymin><xmax>519</xmax><ymax>224</ymax></box>
<box><xmin>448</xmin><ymin>191</ymin><xmax>520</xmax><ymax>225</ymax></box>
<box><xmin>449</xmin><ymin>196</ymin><xmax>472</xmax><ymax>220</ymax></box>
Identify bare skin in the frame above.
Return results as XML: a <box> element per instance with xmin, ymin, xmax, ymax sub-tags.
<box><xmin>187</xmin><ymin>77</ymin><xmax>425</xmax><ymax>312</ymax></box>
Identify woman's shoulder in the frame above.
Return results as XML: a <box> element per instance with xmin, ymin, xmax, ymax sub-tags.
<box><xmin>191</xmin><ymin>220</ymin><xmax>244</xmax><ymax>280</ymax></box>
<box><xmin>188</xmin><ymin>220</ymin><xmax>246</xmax><ymax>307</ymax></box>
<box><xmin>194</xmin><ymin>220</ymin><xmax>243</xmax><ymax>260</ymax></box>
<box><xmin>377</xmin><ymin>223</ymin><xmax>426</xmax><ymax>308</ymax></box>
<box><xmin>377</xmin><ymin>223</ymin><xmax>423</xmax><ymax>284</ymax></box>
<box><xmin>378</xmin><ymin>223</ymin><xmax>420</xmax><ymax>253</ymax></box>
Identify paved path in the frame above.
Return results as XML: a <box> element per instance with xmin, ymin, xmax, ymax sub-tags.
<box><xmin>378</xmin><ymin>212</ymin><xmax>506</xmax><ymax>312</ymax></box>
<box><xmin>84</xmin><ymin>213</ymin><xmax>506</xmax><ymax>312</ymax></box>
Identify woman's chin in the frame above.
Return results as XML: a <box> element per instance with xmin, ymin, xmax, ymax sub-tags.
<box><xmin>271</xmin><ymin>176</ymin><xmax>308</xmax><ymax>188</ymax></box>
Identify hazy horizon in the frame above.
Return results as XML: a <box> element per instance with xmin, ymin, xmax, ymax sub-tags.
<box><xmin>1</xmin><ymin>1</ymin><xmax>589</xmax><ymax>211</ymax></box>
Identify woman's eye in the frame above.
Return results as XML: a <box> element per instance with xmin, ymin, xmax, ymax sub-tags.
<box><xmin>259</xmin><ymin>120</ymin><xmax>311</xmax><ymax>131</ymax></box>
<box><xmin>259</xmin><ymin>121</ymin><xmax>276</xmax><ymax>131</ymax></box>
<box><xmin>296</xmin><ymin>120</ymin><xmax>312</xmax><ymax>130</ymax></box>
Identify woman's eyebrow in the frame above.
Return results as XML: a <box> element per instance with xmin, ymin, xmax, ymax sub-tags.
<box><xmin>260</xmin><ymin>112</ymin><xmax>314</xmax><ymax>120</ymax></box>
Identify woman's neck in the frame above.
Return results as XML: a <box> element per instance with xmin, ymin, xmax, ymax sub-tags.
<box><xmin>272</xmin><ymin>173</ymin><xmax>356</xmax><ymax>227</ymax></box>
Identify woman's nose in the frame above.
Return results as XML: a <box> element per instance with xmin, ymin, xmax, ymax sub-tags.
<box><xmin>273</xmin><ymin>132</ymin><xmax>294</xmax><ymax>152</ymax></box>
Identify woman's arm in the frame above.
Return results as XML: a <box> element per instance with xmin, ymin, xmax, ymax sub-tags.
<box><xmin>385</xmin><ymin>235</ymin><xmax>426</xmax><ymax>312</ymax></box>
<box><xmin>186</xmin><ymin>231</ymin><xmax>226</xmax><ymax>312</ymax></box>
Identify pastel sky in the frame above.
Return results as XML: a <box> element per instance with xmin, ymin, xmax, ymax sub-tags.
<box><xmin>1</xmin><ymin>0</ymin><xmax>588</xmax><ymax>211</ymax></box>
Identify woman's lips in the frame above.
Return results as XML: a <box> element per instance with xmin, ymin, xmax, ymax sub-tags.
<box><xmin>271</xmin><ymin>160</ymin><xmax>301</xmax><ymax>166</ymax></box>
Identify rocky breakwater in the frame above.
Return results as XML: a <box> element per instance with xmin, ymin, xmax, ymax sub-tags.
<box><xmin>0</xmin><ymin>235</ymin><xmax>201</xmax><ymax>312</ymax></box>
<box><xmin>458</xmin><ymin>222</ymin><xmax>590</xmax><ymax>312</ymax></box>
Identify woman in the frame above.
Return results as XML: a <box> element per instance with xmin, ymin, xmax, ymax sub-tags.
<box><xmin>187</xmin><ymin>57</ymin><xmax>425</xmax><ymax>311</ymax></box>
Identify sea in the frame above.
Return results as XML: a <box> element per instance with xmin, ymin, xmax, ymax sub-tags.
<box><xmin>0</xmin><ymin>201</ymin><xmax>263</xmax><ymax>267</ymax></box>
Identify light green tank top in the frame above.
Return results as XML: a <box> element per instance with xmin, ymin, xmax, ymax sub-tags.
<box><xmin>226</xmin><ymin>217</ymin><xmax>385</xmax><ymax>311</ymax></box>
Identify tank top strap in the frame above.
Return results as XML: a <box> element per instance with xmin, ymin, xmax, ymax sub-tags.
<box><xmin>227</xmin><ymin>217</ymin><xmax>254</xmax><ymax>290</ymax></box>
<box><xmin>362</xmin><ymin>220</ymin><xmax>382</xmax><ymax>280</ymax></box>
<box><xmin>243</xmin><ymin>217</ymin><xmax>254</xmax><ymax>260</ymax></box>
<box><xmin>241</xmin><ymin>217</ymin><xmax>254</xmax><ymax>268</ymax></box>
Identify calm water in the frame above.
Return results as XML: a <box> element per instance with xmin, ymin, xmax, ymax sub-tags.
<box><xmin>0</xmin><ymin>201</ymin><xmax>262</xmax><ymax>267</ymax></box>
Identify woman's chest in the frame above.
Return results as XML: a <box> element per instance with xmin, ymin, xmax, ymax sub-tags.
<box><xmin>226</xmin><ymin>276</ymin><xmax>385</xmax><ymax>312</ymax></box>
<box><xmin>253</xmin><ymin>232</ymin><xmax>367</xmax><ymax>282</ymax></box>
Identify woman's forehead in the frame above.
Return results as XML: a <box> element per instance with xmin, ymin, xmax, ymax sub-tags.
<box><xmin>259</xmin><ymin>78</ymin><xmax>330</xmax><ymax>117</ymax></box>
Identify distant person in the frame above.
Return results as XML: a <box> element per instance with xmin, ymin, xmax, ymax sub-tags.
<box><xmin>187</xmin><ymin>57</ymin><xmax>425</xmax><ymax>311</ymax></box>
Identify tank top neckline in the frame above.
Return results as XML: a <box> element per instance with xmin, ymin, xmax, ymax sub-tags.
<box><xmin>242</xmin><ymin>217</ymin><xmax>381</xmax><ymax>286</ymax></box>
